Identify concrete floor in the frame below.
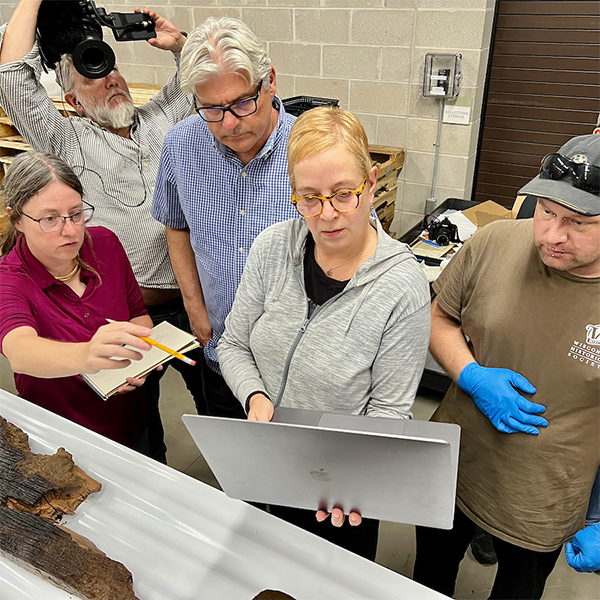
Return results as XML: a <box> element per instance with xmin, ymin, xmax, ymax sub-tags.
<box><xmin>0</xmin><ymin>356</ymin><xmax>598</xmax><ymax>599</ymax></box>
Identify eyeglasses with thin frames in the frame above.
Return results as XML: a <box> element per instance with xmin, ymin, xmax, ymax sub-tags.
<box><xmin>21</xmin><ymin>201</ymin><xmax>95</xmax><ymax>233</ymax></box>
<box><xmin>194</xmin><ymin>81</ymin><xmax>263</xmax><ymax>123</ymax></box>
<box><xmin>291</xmin><ymin>178</ymin><xmax>368</xmax><ymax>218</ymax></box>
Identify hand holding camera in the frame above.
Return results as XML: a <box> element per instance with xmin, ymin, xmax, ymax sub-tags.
<box><xmin>135</xmin><ymin>7</ymin><xmax>186</xmax><ymax>54</ymax></box>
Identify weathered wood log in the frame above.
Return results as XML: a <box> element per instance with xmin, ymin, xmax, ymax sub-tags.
<box><xmin>0</xmin><ymin>506</ymin><xmax>138</xmax><ymax>600</ymax></box>
<box><xmin>253</xmin><ymin>591</ymin><xmax>296</xmax><ymax>600</ymax></box>
<box><xmin>1</xmin><ymin>416</ymin><xmax>139</xmax><ymax>599</ymax></box>
<box><xmin>0</xmin><ymin>415</ymin><xmax>100</xmax><ymax>520</ymax></box>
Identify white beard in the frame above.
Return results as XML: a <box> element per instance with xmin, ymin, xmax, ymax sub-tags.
<box><xmin>84</xmin><ymin>97</ymin><xmax>135</xmax><ymax>130</ymax></box>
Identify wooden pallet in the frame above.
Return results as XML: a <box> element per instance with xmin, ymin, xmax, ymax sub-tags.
<box><xmin>0</xmin><ymin>134</ymin><xmax>33</xmax><ymax>153</ymax></box>
<box><xmin>369</xmin><ymin>145</ymin><xmax>405</xmax><ymax>235</ymax></box>
<box><xmin>0</xmin><ymin>154</ymin><xmax>15</xmax><ymax>177</ymax></box>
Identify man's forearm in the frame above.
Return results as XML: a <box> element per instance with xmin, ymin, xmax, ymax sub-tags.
<box><xmin>165</xmin><ymin>226</ymin><xmax>207</xmax><ymax>316</ymax></box>
<box><xmin>0</xmin><ymin>0</ymin><xmax>42</xmax><ymax>65</ymax></box>
<box><xmin>429</xmin><ymin>298</ymin><xmax>475</xmax><ymax>381</ymax></box>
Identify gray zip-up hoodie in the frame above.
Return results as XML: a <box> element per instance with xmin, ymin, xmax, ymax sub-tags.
<box><xmin>217</xmin><ymin>217</ymin><xmax>431</xmax><ymax>419</ymax></box>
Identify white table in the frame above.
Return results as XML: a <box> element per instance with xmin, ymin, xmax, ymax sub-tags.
<box><xmin>0</xmin><ymin>390</ymin><xmax>447</xmax><ymax>600</ymax></box>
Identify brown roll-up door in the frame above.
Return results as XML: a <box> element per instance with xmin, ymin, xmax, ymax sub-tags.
<box><xmin>472</xmin><ymin>1</ymin><xmax>600</xmax><ymax>208</ymax></box>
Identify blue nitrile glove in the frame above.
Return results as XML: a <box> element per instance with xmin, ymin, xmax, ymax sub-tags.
<box><xmin>566</xmin><ymin>524</ymin><xmax>600</xmax><ymax>573</ymax></box>
<box><xmin>457</xmin><ymin>362</ymin><xmax>548</xmax><ymax>435</ymax></box>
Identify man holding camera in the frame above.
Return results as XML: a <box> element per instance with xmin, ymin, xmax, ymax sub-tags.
<box><xmin>413</xmin><ymin>134</ymin><xmax>600</xmax><ymax>597</ymax></box>
<box><xmin>0</xmin><ymin>0</ymin><xmax>195</xmax><ymax>464</ymax></box>
<box><xmin>151</xmin><ymin>17</ymin><xmax>298</xmax><ymax>418</ymax></box>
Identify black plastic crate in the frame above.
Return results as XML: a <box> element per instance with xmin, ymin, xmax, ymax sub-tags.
<box><xmin>282</xmin><ymin>95</ymin><xmax>339</xmax><ymax>117</ymax></box>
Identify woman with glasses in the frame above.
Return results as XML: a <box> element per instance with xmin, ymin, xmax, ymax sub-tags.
<box><xmin>217</xmin><ymin>107</ymin><xmax>430</xmax><ymax>559</ymax></box>
<box><xmin>0</xmin><ymin>152</ymin><xmax>155</xmax><ymax>453</ymax></box>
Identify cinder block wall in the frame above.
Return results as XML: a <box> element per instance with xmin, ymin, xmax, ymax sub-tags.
<box><xmin>0</xmin><ymin>0</ymin><xmax>496</xmax><ymax>236</ymax></box>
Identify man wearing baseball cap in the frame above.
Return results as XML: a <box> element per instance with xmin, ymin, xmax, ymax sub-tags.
<box><xmin>413</xmin><ymin>134</ymin><xmax>600</xmax><ymax>598</ymax></box>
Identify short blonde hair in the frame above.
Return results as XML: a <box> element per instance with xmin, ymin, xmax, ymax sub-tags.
<box><xmin>287</xmin><ymin>107</ymin><xmax>371</xmax><ymax>190</ymax></box>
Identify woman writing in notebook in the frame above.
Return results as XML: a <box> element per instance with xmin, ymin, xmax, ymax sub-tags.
<box><xmin>217</xmin><ymin>107</ymin><xmax>431</xmax><ymax>559</ymax></box>
<box><xmin>0</xmin><ymin>152</ymin><xmax>154</xmax><ymax>453</ymax></box>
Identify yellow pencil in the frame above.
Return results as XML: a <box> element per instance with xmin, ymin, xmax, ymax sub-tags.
<box><xmin>106</xmin><ymin>319</ymin><xmax>196</xmax><ymax>366</ymax></box>
<box><xmin>139</xmin><ymin>335</ymin><xmax>196</xmax><ymax>366</ymax></box>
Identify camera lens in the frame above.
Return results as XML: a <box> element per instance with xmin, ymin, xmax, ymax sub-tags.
<box><xmin>81</xmin><ymin>47</ymin><xmax>108</xmax><ymax>73</ymax></box>
<box><xmin>72</xmin><ymin>37</ymin><xmax>116</xmax><ymax>79</ymax></box>
<box><xmin>436</xmin><ymin>233</ymin><xmax>450</xmax><ymax>246</ymax></box>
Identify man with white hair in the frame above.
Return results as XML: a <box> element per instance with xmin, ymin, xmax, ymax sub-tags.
<box><xmin>0</xmin><ymin>0</ymin><xmax>195</xmax><ymax>463</ymax></box>
<box><xmin>152</xmin><ymin>18</ymin><xmax>298</xmax><ymax>417</ymax></box>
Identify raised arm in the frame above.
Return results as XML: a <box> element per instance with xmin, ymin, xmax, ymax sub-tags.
<box><xmin>0</xmin><ymin>0</ymin><xmax>41</xmax><ymax>65</ymax></box>
<box><xmin>136</xmin><ymin>7</ymin><xmax>193</xmax><ymax>124</ymax></box>
<box><xmin>0</xmin><ymin>2</ymin><xmax>79</xmax><ymax>157</ymax></box>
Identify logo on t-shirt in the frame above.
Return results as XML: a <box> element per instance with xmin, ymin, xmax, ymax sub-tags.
<box><xmin>586</xmin><ymin>324</ymin><xmax>600</xmax><ymax>345</ymax></box>
<box><xmin>567</xmin><ymin>325</ymin><xmax>600</xmax><ymax>370</ymax></box>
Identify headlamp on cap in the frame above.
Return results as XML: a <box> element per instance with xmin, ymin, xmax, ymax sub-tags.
<box><xmin>518</xmin><ymin>135</ymin><xmax>600</xmax><ymax>217</ymax></box>
<box><xmin>539</xmin><ymin>153</ymin><xmax>600</xmax><ymax>196</ymax></box>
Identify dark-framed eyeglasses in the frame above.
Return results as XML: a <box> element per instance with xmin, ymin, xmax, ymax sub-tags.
<box><xmin>21</xmin><ymin>201</ymin><xmax>95</xmax><ymax>233</ymax></box>
<box><xmin>291</xmin><ymin>178</ymin><xmax>367</xmax><ymax>218</ymax></box>
<box><xmin>539</xmin><ymin>153</ymin><xmax>600</xmax><ymax>195</ymax></box>
<box><xmin>194</xmin><ymin>81</ymin><xmax>263</xmax><ymax>123</ymax></box>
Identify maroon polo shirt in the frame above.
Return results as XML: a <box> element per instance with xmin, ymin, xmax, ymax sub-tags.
<box><xmin>0</xmin><ymin>227</ymin><xmax>148</xmax><ymax>447</ymax></box>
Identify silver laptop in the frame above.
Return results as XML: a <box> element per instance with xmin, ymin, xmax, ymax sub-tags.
<box><xmin>182</xmin><ymin>408</ymin><xmax>460</xmax><ymax>529</ymax></box>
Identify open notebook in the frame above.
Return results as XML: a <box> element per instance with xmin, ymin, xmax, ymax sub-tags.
<box><xmin>82</xmin><ymin>321</ymin><xmax>200</xmax><ymax>400</ymax></box>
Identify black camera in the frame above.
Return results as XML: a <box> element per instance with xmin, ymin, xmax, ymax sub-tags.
<box><xmin>427</xmin><ymin>217</ymin><xmax>460</xmax><ymax>246</ymax></box>
<box><xmin>37</xmin><ymin>0</ymin><xmax>156</xmax><ymax>79</ymax></box>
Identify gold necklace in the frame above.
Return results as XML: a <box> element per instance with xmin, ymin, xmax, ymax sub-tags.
<box><xmin>54</xmin><ymin>262</ymin><xmax>80</xmax><ymax>282</ymax></box>
<box><xmin>316</xmin><ymin>229</ymin><xmax>374</xmax><ymax>277</ymax></box>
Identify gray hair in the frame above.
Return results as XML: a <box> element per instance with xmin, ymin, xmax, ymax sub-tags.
<box><xmin>55</xmin><ymin>54</ymin><xmax>76</xmax><ymax>96</ymax></box>
<box><xmin>180</xmin><ymin>17</ymin><xmax>271</xmax><ymax>96</ymax></box>
<box><xmin>0</xmin><ymin>152</ymin><xmax>84</xmax><ymax>255</ymax></box>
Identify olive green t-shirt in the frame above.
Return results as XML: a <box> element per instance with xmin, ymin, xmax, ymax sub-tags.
<box><xmin>432</xmin><ymin>218</ymin><xmax>600</xmax><ymax>551</ymax></box>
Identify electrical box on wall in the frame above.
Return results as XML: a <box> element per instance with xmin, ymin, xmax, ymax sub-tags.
<box><xmin>423</xmin><ymin>53</ymin><xmax>462</xmax><ymax>100</ymax></box>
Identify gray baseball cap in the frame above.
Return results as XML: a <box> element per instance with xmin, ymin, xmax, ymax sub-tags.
<box><xmin>519</xmin><ymin>134</ymin><xmax>600</xmax><ymax>216</ymax></box>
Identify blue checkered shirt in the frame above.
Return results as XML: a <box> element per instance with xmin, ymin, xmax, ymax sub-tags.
<box><xmin>152</xmin><ymin>100</ymin><xmax>298</xmax><ymax>370</ymax></box>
